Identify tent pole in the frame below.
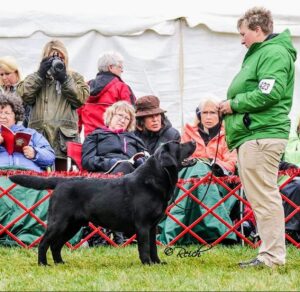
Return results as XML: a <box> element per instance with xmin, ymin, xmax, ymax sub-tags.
<box><xmin>178</xmin><ymin>17</ymin><xmax>185</xmax><ymax>133</ymax></box>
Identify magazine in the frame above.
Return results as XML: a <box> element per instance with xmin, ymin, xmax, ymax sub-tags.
<box><xmin>1</xmin><ymin>125</ymin><xmax>32</xmax><ymax>155</ymax></box>
<box><xmin>105</xmin><ymin>152</ymin><xmax>146</xmax><ymax>174</ymax></box>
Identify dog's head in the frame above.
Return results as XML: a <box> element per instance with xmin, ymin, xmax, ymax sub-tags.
<box><xmin>154</xmin><ymin>140</ymin><xmax>196</xmax><ymax>170</ymax></box>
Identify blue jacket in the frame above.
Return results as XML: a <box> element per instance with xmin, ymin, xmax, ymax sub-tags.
<box><xmin>0</xmin><ymin>124</ymin><xmax>55</xmax><ymax>172</ymax></box>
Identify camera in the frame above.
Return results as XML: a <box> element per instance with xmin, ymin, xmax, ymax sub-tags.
<box><xmin>48</xmin><ymin>54</ymin><xmax>65</xmax><ymax>76</ymax></box>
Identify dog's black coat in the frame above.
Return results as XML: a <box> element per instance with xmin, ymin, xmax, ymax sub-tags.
<box><xmin>9</xmin><ymin>141</ymin><xmax>196</xmax><ymax>266</ymax></box>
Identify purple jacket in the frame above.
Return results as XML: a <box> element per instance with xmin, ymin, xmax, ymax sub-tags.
<box><xmin>0</xmin><ymin>124</ymin><xmax>55</xmax><ymax>172</ymax></box>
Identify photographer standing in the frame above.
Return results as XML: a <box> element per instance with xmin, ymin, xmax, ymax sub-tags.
<box><xmin>17</xmin><ymin>39</ymin><xmax>89</xmax><ymax>170</ymax></box>
<box><xmin>219</xmin><ymin>7</ymin><xmax>297</xmax><ymax>268</ymax></box>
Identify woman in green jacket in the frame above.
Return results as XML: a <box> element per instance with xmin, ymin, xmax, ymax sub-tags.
<box><xmin>219</xmin><ymin>7</ymin><xmax>297</xmax><ymax>268</ymax></box>
<box><xmin>17</xmin><ymin>39</ymin><xmax>89</xmax><ymax>170</ymax></box>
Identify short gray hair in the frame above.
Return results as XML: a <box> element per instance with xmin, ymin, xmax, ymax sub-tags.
<box><xmin>97</xmin><ymin>51</ymin><xmax>124</xmax><ymax>72</ymax></box>
<box><xmin>194</xmin><ymin>96</ymin><xmax>221</xmax><ymax>124</ymax></box>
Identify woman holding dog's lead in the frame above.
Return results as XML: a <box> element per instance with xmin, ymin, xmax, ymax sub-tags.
<box><xmin>219</xmin><ymin>7</ymin><xmax>297</xmax><ymax>268</ymax></box>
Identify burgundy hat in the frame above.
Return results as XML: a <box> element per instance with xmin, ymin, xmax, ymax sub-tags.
<box><xmin>135</xmin><ymin>95</ymin><xmax>166</xmax><ymax>117</ymax></box>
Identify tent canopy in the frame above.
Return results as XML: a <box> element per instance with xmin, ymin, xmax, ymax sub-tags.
<box><xmin>1</xmin><ymin>0</ymin><xmax>299</xmax><ymax>132</ymax></box>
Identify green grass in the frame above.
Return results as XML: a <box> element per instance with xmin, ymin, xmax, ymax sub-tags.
<box><xmin>0</xmin><ymin>244</ymin><xmax>300</xmax><ymax>291</ymax></box>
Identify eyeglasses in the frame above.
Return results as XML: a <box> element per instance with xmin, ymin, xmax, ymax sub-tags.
<box><xmin>114</xmin><ymin>64</ymin><xmax>123</xmax><ymax>70</ymax></box>
<box><xmin>114</xmin><ymin>113</ymin><xmax>130</xmax><ymax>122</ymax></box>
<box><xmin>0</xmin><ymin>111</ymin><xmax>14</xmax><ymax>117</ymax></box>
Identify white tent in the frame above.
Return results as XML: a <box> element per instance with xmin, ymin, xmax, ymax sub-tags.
<box><xmin>1</xmin><ymin>0</ymin><xmax>299</xmax><ymax>133</ymax></box>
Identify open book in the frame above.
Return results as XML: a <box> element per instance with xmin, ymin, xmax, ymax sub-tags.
<box><xmin>105</xmin><ymin>152</ymin><xmax>146</xmax><ymax>174</ymax></box>
<box><xmin>1</xmin><ymin>125</ymin><xmax>32</xmax><ymax>155</ymax></box>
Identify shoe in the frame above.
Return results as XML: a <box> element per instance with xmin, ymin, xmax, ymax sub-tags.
<box><xmin>239</xmin><ymin>258</ymin><xmax>266</xmax><ymax>268</ymax></box>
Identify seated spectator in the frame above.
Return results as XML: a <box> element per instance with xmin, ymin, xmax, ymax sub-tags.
<box><xmin>158</xmin><ymin>96</ymin><xmax>238</xmax><ymax>245</ymax></box>
<box><xmin>0</xmin><ymin>94</ymin><xmax>55</xmax><ymax>172</ymax></box>
<box><xmin>82</xmin><ymin>101</ymin><xmax>146</xmax><ymax>174</ymax></box>
<box><xmin>78</xmin><ymin>51</ymin><xmax>136</xmax><ymax>137</ymax></box>
<box><xmin>135</xmin><ymin>95</ymin><xmax>180</xmax><ymax>154</ymax></box>
<box><xmin>81</xmin><ymin>101</ymin><xmax>146</xmax><ymax>246</ymax></box>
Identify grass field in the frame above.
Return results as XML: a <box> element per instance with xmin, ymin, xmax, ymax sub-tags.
<box><xmin>0</xmin><ymin>244</ymin><xmax>299</xmax><ymax>291</ymax></box>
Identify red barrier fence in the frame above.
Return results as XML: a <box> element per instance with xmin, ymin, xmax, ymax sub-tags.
<box><xmin>0</xmin><ymin>169</ymin><xmax>300</xmax><ymax>249</ymax></box>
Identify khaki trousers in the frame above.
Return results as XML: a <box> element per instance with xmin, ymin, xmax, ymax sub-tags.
<box><xmin>238</xmin><ymin>138</ymin><xmax>287</xmax><ymax>267</ymax></box>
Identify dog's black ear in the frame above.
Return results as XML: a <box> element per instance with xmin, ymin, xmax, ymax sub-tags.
<box><xmin>157</xmin><ymin>142</ymin><xmax>178</xmax><ymax>168</ymax></box>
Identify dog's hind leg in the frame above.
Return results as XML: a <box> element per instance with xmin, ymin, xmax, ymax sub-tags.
<box><xmin>38</xmin><ymin>231</ymin><xmax>52</xmax><ymax>266</ymax></box>
<box><xmin>39</xmin><ymin>222</ymin><xmax>68</xmax><ymax>265</ymax></box>
<box><xmin>50</xmin><ymin>240</ymin><xmax>65</xmax><ymax>265</ymax></box>
<box><xmin>136</xmin><ymin>226</ymin><xmax>152</xmax><ymax>264</ymax></box>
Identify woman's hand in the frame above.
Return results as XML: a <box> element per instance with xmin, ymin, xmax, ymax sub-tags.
<box><xmin>23</xmin><ymin>146</ymin><xmax>35</xmax><ymax>159</ymax></box>
<box><xmin>218</xmin><ymin>100</ymin><xmax>233</xmax><ymax>115</ymax></box>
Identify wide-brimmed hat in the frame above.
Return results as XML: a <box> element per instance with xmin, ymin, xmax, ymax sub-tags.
<box><xmin>135</xmin><ymin>95</ymin><xmax>166</xmax><ymax>117</ymax></box>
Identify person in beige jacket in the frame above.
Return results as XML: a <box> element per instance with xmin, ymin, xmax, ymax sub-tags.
<box><xmin>17</xmin><ymin>39</ymin><xmax>89</xmax><ymax>170</ymax></box>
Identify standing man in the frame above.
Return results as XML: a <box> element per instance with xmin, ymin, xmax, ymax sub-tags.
<box><xmin>219</xmin><ymin>7</ymin><xmax>297</xmax><ymax>268</ymax></box>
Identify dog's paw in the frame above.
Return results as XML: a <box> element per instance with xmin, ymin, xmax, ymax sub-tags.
<box><xmin>38</xmin><ymin>262</ymin><xmax>50</xmax><ymax>267</ymax></box>
<box><xmin>141</xmin><ymin>259</ymin><xmax>152</xmax><ymax>265</ymax></box>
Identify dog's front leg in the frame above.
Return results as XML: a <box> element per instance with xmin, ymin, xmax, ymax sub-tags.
<box><xmin>149</xmin><ymin>226</ymin><xmax>165</xmax><ymax>264</ymax></box>
<box><xmin>136</xmin><ymin>227</ymin><xmax>151</xmax><ymax>264</ymax></box>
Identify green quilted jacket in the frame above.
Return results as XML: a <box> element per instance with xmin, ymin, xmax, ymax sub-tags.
<box><xmin>17</xmin><ymin>71</ymin><xmax>89</xmax><ymax>158</ymax></box>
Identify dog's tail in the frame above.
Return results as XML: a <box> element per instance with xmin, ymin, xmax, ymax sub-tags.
<box><xmin>9</xmin><ymin>175</ymin><xmax>78</xmax><ymax>190</ymax></box>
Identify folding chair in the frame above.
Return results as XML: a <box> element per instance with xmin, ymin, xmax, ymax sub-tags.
<box><xmin>67</xmin><ymin>141</ymin><xmax>83</xmax><ymax>171</ymax></box>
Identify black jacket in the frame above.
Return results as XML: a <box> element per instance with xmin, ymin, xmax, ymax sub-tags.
<box><xmin>135</xmin><ymin>118</ymin><xmax>180</xmax><ymax>154</ymax></box>
<box><xmin>82</xmin><ymin>128</ymin><xmax>146</xmax><ymax>172</ymax></box>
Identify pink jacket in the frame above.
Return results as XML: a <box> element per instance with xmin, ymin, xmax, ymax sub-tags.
<box><xmin>181</xmin><ymin>123</ymin><xmax>237</xmax><ymax>173</ymax></box>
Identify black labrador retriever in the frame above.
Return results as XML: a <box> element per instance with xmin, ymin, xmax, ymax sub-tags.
<box><xmin>9</xmin><ymin>140</ymin><xmax>196</xmax><ymax>266</ymax></box>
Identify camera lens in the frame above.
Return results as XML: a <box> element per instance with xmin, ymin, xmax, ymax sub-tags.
<box><xmin>52</xmin><ymin>58</ymin><xmax>65</xmax><ymax>73</ymax></box>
